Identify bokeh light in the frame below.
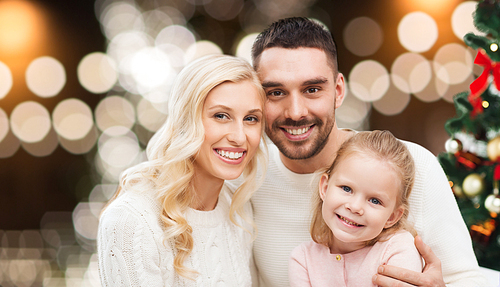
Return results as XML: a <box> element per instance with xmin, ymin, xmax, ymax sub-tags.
<box><xmin>0</xmin><ymin>108</ymin><xmax>9</xmax><ymax>143</ymax></box>
<box><xmin>52</xmin><ymin>99</ymin><xmax>94</xmax><ymax>141</ymax></box>
<box><xmin>433</xmin><ymin>43</ymin><xmax>473</xmax><ymax>85</ymax></box>
<box><xmin>73</xmin><ymin>203</ymin><xmax>100</xmax><ymax>240</ymax></box>
<box><xmin>204</xmin><ymin>0</ymin><xmax>244</xmax><ymax>21</ymax></box>
<box><xmin>58</xmin><ymin>126</ymin><xmax>99</xmax><ymax>155</ymax></box>
<box><xmin>155</xmin><ymin>25</ymin><xmax>195</xmax><ymax>51</ymax></box>
<box><xmin>137</xmin><ymin>98</ymin><xmax>168</xmax><ymax>132</ymax></box>
<box><xmin>0</xmin><ymin>61</ymin><xmax>13</xmax><ymax>99</ymax></box>
<box><xmin>373</xmin><ymin>82</ymin><xmax>411</xmax><ymax>116</ymax></box>
<box><xmin>398</xmin><ymin>12</ymin><xmax>438</xmax><ymax>53</ymax></box>
<box><xmin>348</xmin><ymin>60</ymin><xmax>390</xmax><ymax>102</ymax></box>
<box><xmin>391</xmin><ymin>52</ymin><xmax>432</xmax><ymax>94</ymax></box>
<box><xmin>0</xmin><ymin>128</ymin><xmax>20</xmax><ymax>158</ymax></box>
<box><xmin>452</xmin><ymin>1</ymin><xmax>482</xmax><ymax>40</ymax></box>
<box><xmin>10</xmin><ymin>101</ymin><xmax>51</xmax><ymax>143</ymax></box>
<box><xmin>94</xmin><ymin>96</ymin><xmax>135</xmax><ymax>136</ymax></box>
<box><xmin>25</xmin><ymin>57</ymin><xmax>66</xmax><ymax>98</ymax></box>
<box><xmin>185</xmin><ymin>40</ymin><xmax>223</xmax><ymax>63</ymax></box>
<box><xmin>343</xmin><ymin>17</ymin><xmax>383</xmax><ymax>57</ymax></box>
<box><xmin>236</xmin><ymin>33</ymin><xmax>259</xmax><ymax>63</ymax></box>
<box><xmin>78</xmin><ymin>52</ymin><xmax>118</xmax><ymax>94</ymax></box>
<box><xmin>336</xmin><ymin>85</ymin><xmax>371</xmax><ymax>125</ymax></box>
<box><xmin>130</xmin><ymin>47</ymin><xmax>175</xmax><ymax>93</ymax></box>
<box><xmin>100</xmin><ymin>1</ymin><xmax>143</xmax><ymax>40</ymax></box>
<box><xmin>97</xmin><ymin>131</ymin><xmax>141</xmax><ymax>168</ymax></box>
<box><xmin>21</xmin><ymin>126</ymin><xmax>58</xmax><ymax>157</ymax></box>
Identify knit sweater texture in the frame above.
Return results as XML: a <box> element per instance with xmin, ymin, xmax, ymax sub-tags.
<box><xmin>289</xmin><ymin>231</ymin><xmax>422</xmax><ymax>286</ymax></box>
<box><xmin>244</xmin><ymin>142</ymin><xmax>487</xmax><ymax>287</ymax></box>
<box><xmin>97</xmin><ymin>184</ymin><xmax>253</xmax><ymax>287</ymax></box>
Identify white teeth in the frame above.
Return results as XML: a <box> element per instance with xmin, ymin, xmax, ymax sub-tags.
<box><xmin>286</xmin><ymin>127</ymin><xmax>310</xmax><ymax>135</ymax></box>
<box><xmin>339</xmin><ymin>215</ymin><xmax>361</xmax><ymax>226</ymax></box>
<box><xmin>216</xmin><ymin>150</ymin><xmax>243</xmax><ymax>160</ymax></box>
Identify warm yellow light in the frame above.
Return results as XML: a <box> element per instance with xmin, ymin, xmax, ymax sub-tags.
<box><xmin>0</xmin><ymin>1</ymin><xmax>44</xmax><ymax>55</ymax></box>
<box><xmin>490</xmin><ymin>43</ymin><xmax>499</xmax><ymax>52</ymax></box>
<box><xmin>482</xmin><ymin>101</ymin><xmax>489</xmax><ymax>108</ymax></box>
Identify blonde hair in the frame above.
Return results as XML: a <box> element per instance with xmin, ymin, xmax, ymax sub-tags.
<box><xmin>310</xmin><ymin>130</ymin><xmax>415</xmax><ymax>248</ymax></box>
<box><xmin>104</xmin><ymin>54</ymin><xmax>267</xmax><ymax>279</ymax></box>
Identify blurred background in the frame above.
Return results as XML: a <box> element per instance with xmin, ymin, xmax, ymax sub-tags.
<box><xmin>0</xmin><ymin>0</ymin><xmax>488</xmax><ymax>286</ymax></box>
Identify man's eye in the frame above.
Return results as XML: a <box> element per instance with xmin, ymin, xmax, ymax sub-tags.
<box><xmin>369</xmin><ymin>198</ymin><xmax>381</xmax><ymax>205</ymax></box>
<box><xmin>341</xmin><ymin>186</ymin><xmax>352</xmax><ymax>193</ymax></box>
<box><xmin>268</xmin><ymin>90</ymin><xmax>284</xmax><ymax>97</ymax></box>
<box><xmin>305</xmin><ymin>88</ymin><xmax>319</xmax><ymax>93</ymax></box>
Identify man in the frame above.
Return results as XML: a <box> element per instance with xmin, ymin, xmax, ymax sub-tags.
<box><xmin>246</xmin><ymin>17</ymin><xmax>486</xmax><ymax>286</ymax></box>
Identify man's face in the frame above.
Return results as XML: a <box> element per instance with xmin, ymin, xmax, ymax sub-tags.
<box><xmin>256</xmin><ymin>47</ymin><xmax>344</xmax><ymax>160</ymax></box>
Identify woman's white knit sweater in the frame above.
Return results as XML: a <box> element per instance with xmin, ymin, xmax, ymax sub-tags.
<box><xmin>97</xmin><ymin>185</ymin><xmax>253</xmax><ymax>287</ymax></box>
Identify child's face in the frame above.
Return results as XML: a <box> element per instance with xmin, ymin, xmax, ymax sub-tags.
<box><xmin>319</xmin><ymin>153</ymin><xmax>404</xmax><ymax>253</ymax></box>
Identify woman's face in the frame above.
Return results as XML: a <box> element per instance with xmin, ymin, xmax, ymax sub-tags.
<box><xmin>194</xmin><ymin>80</ymin><xmax>263</xmax><ymax>183</ymax></box>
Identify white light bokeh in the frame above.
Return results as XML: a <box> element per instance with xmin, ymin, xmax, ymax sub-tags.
<box><xmin>343</xmin><ymin>17</ymin><xmax>383</xmax><ymax>57</ymax></box>
<box><xmin>100</xmin><ymin>1</ymin><xmax>143</xmax><ymax>40</ymax></box>
<box><xmin>52</xmin><ymin>98</ymin><xmax>94</xmax><ymax>141</ymax></box>
<box><xmin>433</xmin><ymin>43</ymin><xmax>473</xmax><ymax>85</ymax></box>
<box><xmin>236</xmin><ymin>33</ymin><xmax>259</xmax><ymax>63</ymax></box>
<box><xmin>391</xmin><ymin>52</ymin><xmax>432</xmax><ymax>94</ymax></box>
<box><xmin>0</xmin><ymin>61</ymin><xmax>13</xmax><ymax>99</ymax></box>
<box><xmin>185</xmin><ymin>40</ymin><xmax>223</xmax><ymax>63</ymax></box>
<box><xmin>78</xmin><ymin>52</ymin><xmax>118</xmax><ymax>94</ymax></box>
<box><xmin>348</xmin><ymin>60</ymin><xmax>390</xmax><ymax>102</ymax></box>
<box><xmin>25</xmin><ymin>57</ymin><xmax>66</xmax><ymax>98</ymax></box>
<box><xmin>107</xmin><ymin>31</ymin><xmax>152</xmax><ymax>75</ymax></box>
<box><xmin>414</xmin><ymin>72</ymin><xmax>444</xmax><ymax>103</ymax></box>
<box><xmin>72</xmin><ymin>203</ymin><xmax>100</xmax><ymax>240</ymax></box>
<box><xmin>155</xmin><ymin>25</ymin><xmax>196</xmax><ymax>51</ymax></box>
<box><xmin>21</xmin><ymin>126</ymin><xmax>58</xmax><ymax>157</ymax></box>
<box><xmin>452</xmin><ymin>1</ymin><xmax>482</xmax><ymax>40</ymax></box>
<box><xmin>0</xmin><ymin>128</ymin><xmax>20</xmax><ymax>158</ymax></box>
<box><xmin>95</xmin><ymin>96</ymin><xmax>135</xmax><ymax>136</ymax></box>
<box><xmin>10</xmin><ymin>101</ymin><xmax>51</xmax><ymax>143</ymax></box>
<box><xmin>398</xmin><ymin>12</ymin><xmax>438</xmax><ymax>53</ymax></box>
<box><xmin>97</xmin><ymin>131</ymin><xmax>141</xmax><ymax>168</ymax></box>
<box><xmin>58</xmin><ymin>126</ymin><xmax>98</xmax><ymax>155</ymax></box>
<box><xmin>336</xmin><ymin>86</ymin><xmax>371</xmax><ymax>125</ymax></box>
<box><xmin>130</xmin><ymin>47</ymin><xmax>175</xmax><ymax>92</ymax></box>
<box><xmin>137</xmin><ymin>98</ymin><xmax>168</xmax><ymax>132</ymax></box>
<box><xmin>204</xmin><ymin>0</ymin><xmax>244</xmax><ymax>21</ymax></box>
<box><xmin>373</xmin><ymin>82</ymin><xmax>411</xmax><ymax>116</ymax></box>
<box><xmin>0</xmin><ymin>107</ymin><xmax>9</xmax><ymax>142</ymax></box>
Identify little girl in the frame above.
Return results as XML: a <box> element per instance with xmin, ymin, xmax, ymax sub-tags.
<box><xmin>289</xmin><ymin>130</ymin><xmax>422</xmax><ymax>286</ymax></box>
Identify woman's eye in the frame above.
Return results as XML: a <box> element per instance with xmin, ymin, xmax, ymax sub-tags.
<box><xmin>244</xmin><ymin>116</ymin><xmax>259</xmax><ymax>123</ymax></box>
<box><xmin>214</xmin><ymin>113</ymin><xmax>229</xmax><ymax>120</ymax></box>
<box><xmin>341</xmin><ymin>186</ymin><xmax>352</xmax><ymax>193</ymax></box>
<box><xmin>369</xmin><ymin>198</ymin><xmax>381</xmax><ymax>205</ymax></box>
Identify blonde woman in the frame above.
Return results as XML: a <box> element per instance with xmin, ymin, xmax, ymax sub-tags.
<box><xmin>97</xmin><ymin>54</ymin><xmax>267</xmax><ymax>286</ymax></box>
<box><xmin>289</xmin><ymin>130</ymin><xmax>422</xmax><ymax>286</ymax></box>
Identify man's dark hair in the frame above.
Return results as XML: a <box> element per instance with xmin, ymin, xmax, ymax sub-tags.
<box><xmin>251</xmin><ymin>17</ymin><xmax>339</xmax><ymax>73</ymax></box>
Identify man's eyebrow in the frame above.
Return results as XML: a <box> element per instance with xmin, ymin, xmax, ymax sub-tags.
<box><xmin>303</xmin><ymin>77</ymin><xmax>328</xmax><ymax>85</ymax></box>
<box><xmin>261</xmin><ymin>81</ymin><xmax>282</xmax><ymax>88</ymax></box>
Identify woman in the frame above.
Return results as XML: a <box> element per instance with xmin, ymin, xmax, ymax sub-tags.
<box><xmin>97</xmin><ymin>54</ymin><xmax>267</xmax><ymax>286</ymax></box>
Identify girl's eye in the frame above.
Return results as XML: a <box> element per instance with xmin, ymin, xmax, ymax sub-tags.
<box><xmin>214</xmin><ymin>113</ymin><xmax>229</xmax><ymax>120</ymax></box>
<box><xmin>244</xmin><ymin>116</ymin><xmax>259</xmax><ymax>123</ymax></box>
<box><xmin>369</xmin><ymin>198</ymin><xmax>381</xmax><ymax>205</ymax></box>
<box><xmin>341</xmin><ymin>186</ymin><xmax>352</xmax><ymax>193</ymax></box>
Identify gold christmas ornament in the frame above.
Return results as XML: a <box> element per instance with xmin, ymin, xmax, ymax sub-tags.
<box><xmin>462</xmin><ymin>173</ymin><xmax>485</xmax><ymax>197</ymax></box>
<box><xmin>445</xmin><ymin>138</ymin><xmax>462</xmax><ymax>154</ymax></box>
<box><xmin>487</xmin><ymin>136</ymin><xmax>500</xmax><ymax>161</ymax></box>
<box><xmin>485</xmin><ymin>194</ymin><xmax>500</xmax><ymax>214</ymax></box>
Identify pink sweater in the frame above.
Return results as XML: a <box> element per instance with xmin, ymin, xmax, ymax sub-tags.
<box><xmin>288</xmin><ymin>231</ymin><xmax>422</xmax><ymax>287</ymax></box>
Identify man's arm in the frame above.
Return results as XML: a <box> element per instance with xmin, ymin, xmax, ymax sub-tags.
<box><xmin>373</xmin><ymin>236</ymin><xmax>444</xmax><ymax>287</ymax></box>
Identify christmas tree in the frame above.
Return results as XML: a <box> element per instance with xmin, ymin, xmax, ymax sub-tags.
<box><xmin>437</xmin><ymin>0</ymin><xmax>500</xmax><ymax>271</ymax></box>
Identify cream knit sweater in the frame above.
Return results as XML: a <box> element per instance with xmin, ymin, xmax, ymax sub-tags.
<box><xmin>97</xmin><ymin>185</ymin><xmax>253</xmax><ymax>287</ymax></box>
<box><xmin>241</xmin><ymin>142</ymin><xmax>487</xmax><ymax>287</ymax></box>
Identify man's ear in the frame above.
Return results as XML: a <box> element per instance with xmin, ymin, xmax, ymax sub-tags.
<box><xmin>334</xmin><ymin>73</ymin><xmax>346</xmax><ymax>109</ymax></box>
<box><xmin>384</xmin><ymin>206</ymin><xmax>404</xmax><ymax>229</ymax></box>
<box><xmin>319</xmin><ymin>174</ymin><xmax>329</xmax><ymax>201</ymax></box>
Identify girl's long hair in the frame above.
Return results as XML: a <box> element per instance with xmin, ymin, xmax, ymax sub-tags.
<box><xmin>103</xmin><ymin>54</ymin><xmax>267</xmax><ymax>279</ymax></box>
<box><xmin>310</xmin><ymin>130</ymin><xmax>416</xmax><ymax>249</ymax></box>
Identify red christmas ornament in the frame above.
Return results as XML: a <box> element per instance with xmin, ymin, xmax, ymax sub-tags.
<box><xmin>469</xmin><ymin>49</ymin><xmax>500</xmax><ymax>117</ymax></box>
